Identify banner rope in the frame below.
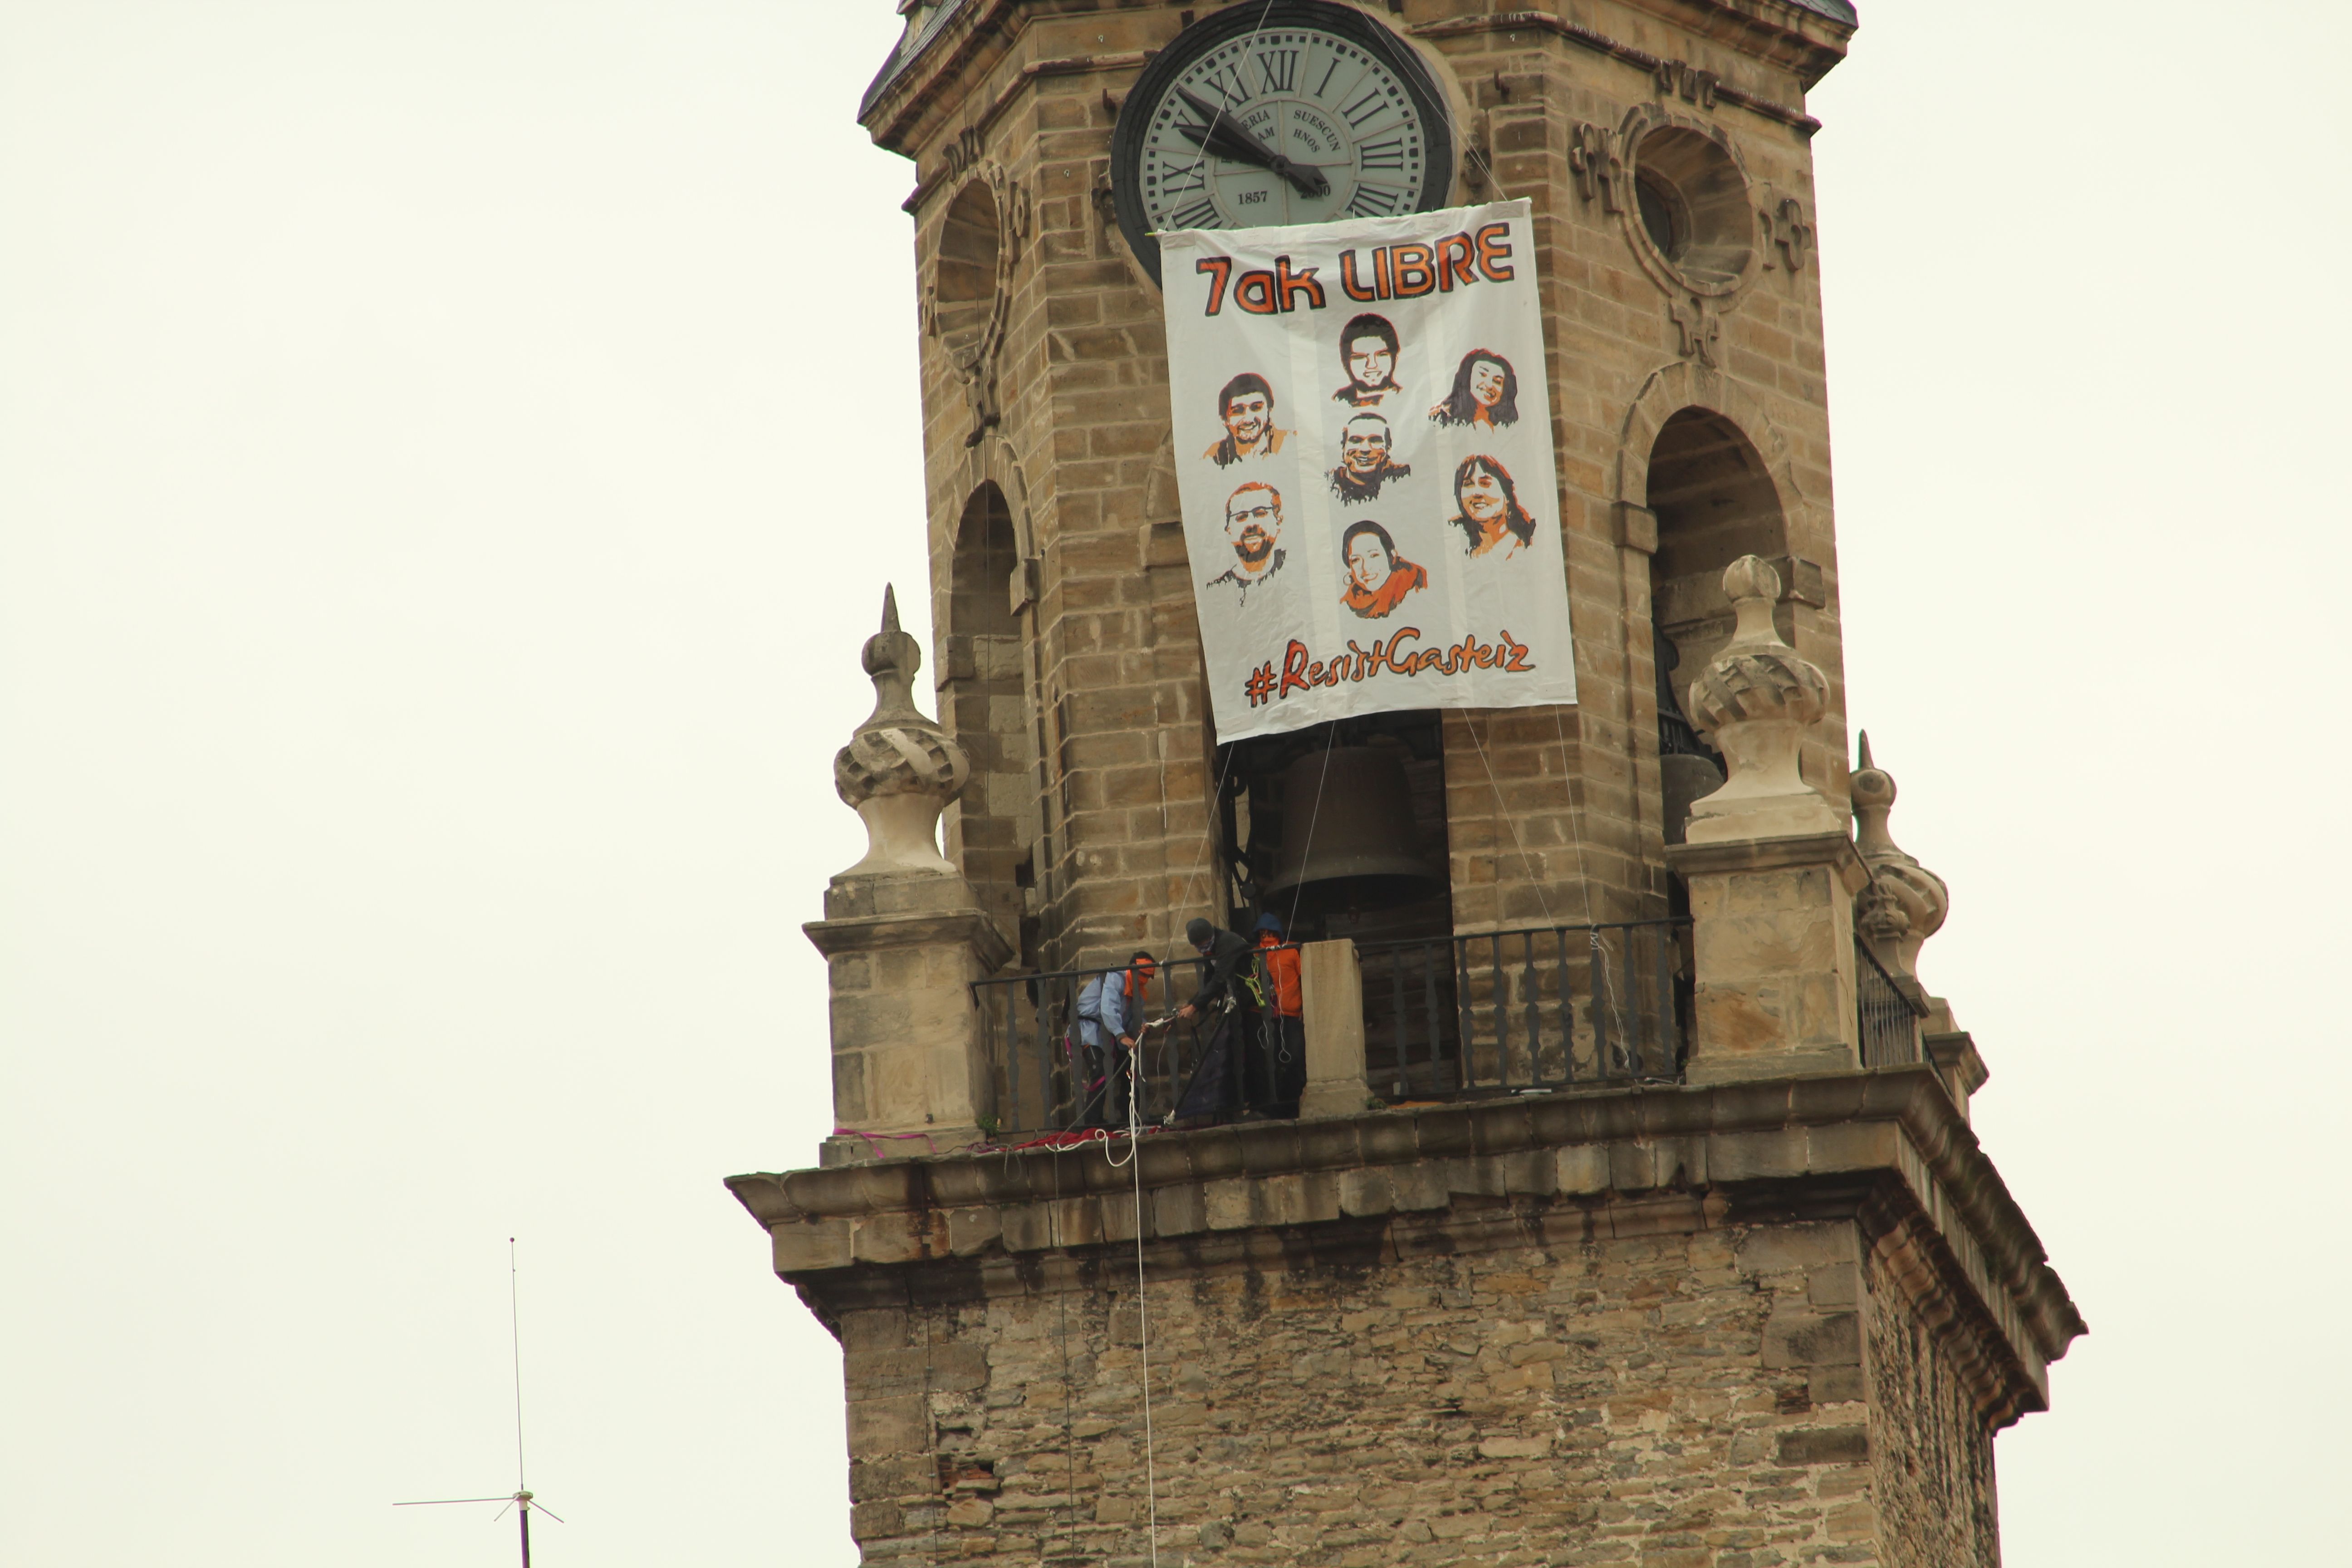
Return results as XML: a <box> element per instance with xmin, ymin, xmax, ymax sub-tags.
<box><xmin>1461</xmin><ymin>710</ymin><xmax>1555</xmax><ymax>928</ymax></box>
<box><xmin>1283</xmin><ymin>721</ymin><xmax>1343</xmax><ymax>934</ymax></box>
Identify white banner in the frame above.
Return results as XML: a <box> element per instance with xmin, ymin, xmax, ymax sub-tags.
<box><xmin>1161</xmin><ymin>199</ymin><xmax>1576</xmax><ymax>742</ymax></box>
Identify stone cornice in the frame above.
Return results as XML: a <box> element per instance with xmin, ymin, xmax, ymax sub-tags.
<box><xmin>860</xmin><ymin>0</ymin><xmax>1037</xmax><ymax>159</ymax></box>
<box><xmin>803</xmin><ymin>906</ymin><xmax>1012</xmax><ymax>965</ymax></box>
<box><xmin>1610</xmin><ymin>0</ymin><xmax>1854</xmax><ymax>88</ymax></box>
<box><xmin>858</xmin><ymin>1</ymin><xmax>1852</xmax><ymax>162</ymax></box>
<box><xmin>1668</xmin><ymin>829</ymin><xmax>1867</xmax><ymax>889</ymax></box>
<box><xmin>727</xmin><ymin>1068</ymin><xmax>2083</xmax><ymax>1426</ymax></box>
<box><xmin>1409</xmin><ymin>8</ymin><xmax>1831</xmax><ymax>131</ymax></box>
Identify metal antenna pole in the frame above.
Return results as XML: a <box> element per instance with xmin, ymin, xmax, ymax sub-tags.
<box><xmin>394</xmin><ymin>1241</ymin><xmax>562</xmax><ymax>1561</ymax></box>
<box><xmin>509</xmin><ymin>1237</ymin><xmax>527</xmax><ymax>1494</ymax></box>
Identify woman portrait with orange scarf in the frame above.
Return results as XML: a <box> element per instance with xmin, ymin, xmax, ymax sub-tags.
<box><xmin>1338</xmin><ymin>519</ymin><xmax>1427</xmax><ymax>620</ymax></box>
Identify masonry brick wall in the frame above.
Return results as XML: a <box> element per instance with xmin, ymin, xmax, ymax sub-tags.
<box><xmin>838</xmin><ymin>1203</ymin><xmax>1919</xmax><ymax>1567</ymax></box>
<box><xmin>1863</xmin><ymin>1256</ymin><xmax>2002</xmax><ymax>1568</ymax></box>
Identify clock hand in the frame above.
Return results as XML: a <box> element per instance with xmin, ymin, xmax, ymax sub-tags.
<box><xmin>1175</xmin><ymin>118</ymin><xmax>1257</xmax><ymax>166</ymax></box>
<box><xmin>1173</xmin><ymin>93</ymin><xmax>1281</xmax><ymax>170</ymax></box>
<box><xmin>1176</xmin><ymin>119</ymin><xmax>1328</xmax><ymax>196</ymax></box>
<box><xmin>1267</xmin><ymin>152</ymin><xmax>1332</xmax><ymax>200</ymax></box>
<box><xmin>1171</xmin><ymin>89</ymin><xmax>1333</xmax><ymax>199</ymax></box>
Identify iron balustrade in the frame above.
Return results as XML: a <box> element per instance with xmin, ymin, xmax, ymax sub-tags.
<box><xmin>1356</xmin><ymin>921</ymin><xmax>1691</xmax><ymax>1099</ymax></box>
<box><xmin>971</xmin><ymin>925</ymin><xmax>1692</xmax><ymax>1139</ymax></box>
<box><xmin>972</xmin><ymin>955</ymin><xmax>1285</xmax><ymax>1138</ymax></box>
<box><xmin>1855</xmin><ymin>942</ymin><xmax>1929</xmax><ymax>1067</ymax></box>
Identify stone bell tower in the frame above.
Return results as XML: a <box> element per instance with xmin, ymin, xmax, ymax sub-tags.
<box><xmin>872</xmin><ymin>0</ymin><xmax>1862</xmax><ymax>977</ymax></box>
<box><xmin>729</xmin><ymin>4</ymin><xmax>2081</xmax><ymax>1565</ymax></box>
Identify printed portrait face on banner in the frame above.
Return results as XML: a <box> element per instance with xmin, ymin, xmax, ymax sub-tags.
<box><xmin>1202</xmin><ymin>480</ymin><xmax>1290</xmax><ymax>612</ymax></box>
<box><xmin>1333</xmin><ymin>312</ymin><xmax>1402</xmax><ymax>409</ymax></box>
<box><xmin>1329</xmin><ymin>413</ymin><xmax>1410</xmax><ymax>504</ymax></box>
<box><xmin>1431</xmin><ymin>349</ymin><xmax>1519</xmax><ymax>430</ymax></box>
<box><xmin>1450</xmin><ymin>455</ymin><xmax>1538</xmax><ymax>560</ymax></box>
<box><xmin>1339</xmin><ymin>519</ymin><xmax>1426</xmax><ymax>622</ymax></box>
<box><xmin>1204</xmin><ymin>372</ymin><xmax>1289</xmax><ymax>467</ymax></box>
<box><xmin>1161</xmin><ymin>200</ymin><xmax>1575</xmax><ymax>740</ymax></box>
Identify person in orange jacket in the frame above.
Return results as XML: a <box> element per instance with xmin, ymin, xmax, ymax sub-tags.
<box><xmin>1253</xmin><ymin>913</ymin><xmax>1305</xmax><ymax>1118</ymax></box>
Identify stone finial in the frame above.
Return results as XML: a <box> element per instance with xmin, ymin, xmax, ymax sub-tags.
<box><xmin>1682</xmin><ymin>555</ymin><xmax>1842</xmax><ymax>843</ymax></box>
<box><xmin>1849</xmin><ymin>731</ymin><xmax>1950</xmax><ymax>982</ymax></box>
<box><xmin>831</xmin><ymin>586</ymin><xmax>970</xmax><ymax>878</ymax></box>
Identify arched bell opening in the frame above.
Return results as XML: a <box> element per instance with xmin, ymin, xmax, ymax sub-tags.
<box><xmin>1213</xmin><ymin>710</ymin><xmax>1455</xmax><ymax>1100</ymax></box>
<box><xmin>943</xmin><ymin>481</ymin><xmax>1034</xmax><ymax>961</ymax></box>
<box><xmin>933</xmin><ymin>180</ymin><xmax>1000</xmax><ymax>361</ymax></box>
<box><xmin>1646</xmin><ymin>407</ymin><xmax>1789</xmax><ymax>843</ymax></box>
<box><xmin>1214</xmin><ymin>711</ymin><xmax>1452</xmax><ymax>945</ymax></box>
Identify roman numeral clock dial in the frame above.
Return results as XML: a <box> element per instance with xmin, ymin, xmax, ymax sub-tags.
<box><xmin>1109</xmin><ymin>0</ymin><xmax>1456</xmax><ymax>283</ymax></box>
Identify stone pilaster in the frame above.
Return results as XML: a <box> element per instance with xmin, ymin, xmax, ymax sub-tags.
<box><xmin>811</xmin><ymin>589</ymin><xmax>1012</xmax><ymax>1164</ymax></box>
<box><xmin>1296</xmin><ymin>938</ymin><xmax>1367</xmax><ymax>1121</ymax></box>
<box><xmin>1668</xmin><ymin>557</ymin><xmax>1862</xmax><ymax>1081</ymax></box>
<box><xmin>1671</xmin><ymin>831</ymin><xmax>1867</xmax><ymax>1083</ymax></box>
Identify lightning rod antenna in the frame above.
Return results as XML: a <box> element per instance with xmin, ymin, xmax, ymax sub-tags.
<box><xmin>392</xmin><ymin>1240</ymin><xmax>561</xmax><ymax>1568</ymax></box>
<box><xmin>509</xmin><ymin>1236</ymin><xmax>527</xmax><ymax>1494</ymax></box>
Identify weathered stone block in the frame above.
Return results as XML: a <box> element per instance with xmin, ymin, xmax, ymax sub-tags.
<box><xmin>1777</xmin><ymin>1426</ymin><xmax>1870</xmax><ymax>1465</ymax></box>
<box><xmin>771</xmin><ymin>1219</ymin><xmax>852</xmax><ymax>1274</ymax></box>
<box><xmin>845</xmin><ymin>1395</ymin><xmax>927</xmax><ymax>1460</ymax></box>
<box><xmin>1761</xmin><ymin>1305</ymin><xmax>1862</xmax><ymax>1369</ymax></box>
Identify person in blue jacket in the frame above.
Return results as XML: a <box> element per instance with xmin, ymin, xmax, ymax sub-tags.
<box><xmin>1074</xmin><ymin>950</ymin><xmax>1156</xmax><ymax>1129</ymax></box>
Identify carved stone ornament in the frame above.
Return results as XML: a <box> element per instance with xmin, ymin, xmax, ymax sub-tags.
<box><xmin>1682</xmin><ymin>556</ymin><xmax>1842</xmax><ymax>843</ymax></box>
<box><xmin>1568</xmin><ymin>122</ymin><xmax>1625</xmax><ymax>214</ymax></box>
<box><xmin>1850</xmin><ymin>731</ymin><xmax>1950</xmax><ymax>980</ymax></box>
<box><xmin>1668</xmin><ymin>295</ymin><xmax>1720</xmax><ymax>367</ymax></box>
<box><xmin>832</xmin><ymin>585</ymin><xmax>971</xmax><ymax>878</ymax></box>
<box><xmin>1759</xmin><ymin>194</ymin><xmax>1813</xmax><ymax>273</ymax></box>
<box><xmin>1653</xmin><ymin>59</ymin><xmax>1720</xmax><ymax>108</ymax></box>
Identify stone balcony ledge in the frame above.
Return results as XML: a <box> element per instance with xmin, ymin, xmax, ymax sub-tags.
<box><xmin>727</xmin><ymin>1066</ymin><xmax>2083</xmax><ymax>1426</ymax></box>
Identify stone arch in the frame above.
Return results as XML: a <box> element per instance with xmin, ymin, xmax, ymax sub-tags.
<box><xmin>942</xmin><ymin>479</ymin><xmax>1035</xmax><ymax>956</ymax></box>
<box><xmin>1616</xmin><ymin>367</ymin><xmax>1815</xmax><ymax>678</ymax></box>
<box><xmin>946</xmin><ymin>430</ymin><xmax>1039</xmax><ymax>563</ymax></box>
<box><xmin>1643</xmin><ymin>407</ymin><xmax>1788</xmax><ymax>730</ymax></box>
<box><xmin>933</xmin><ymin>178</ymin><xmax>1000</xmax><ymax>361</ymax></box>
<box><xmin>1614</xmin><ymin>365</ymin><xmax>1842</xmax><ymax>834</ymax></box>
<box><xmin>1612</xmin><ymin>362</ymin><xmax>1809</xmax><ymax>528</ymax></box>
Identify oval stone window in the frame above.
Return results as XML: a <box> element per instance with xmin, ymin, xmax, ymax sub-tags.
<box><xmin>1631</xmin><ymin>127</ymin><xmax>1752</xmax><ymax>288</ymax></box>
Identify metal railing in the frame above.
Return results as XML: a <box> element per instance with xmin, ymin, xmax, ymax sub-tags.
<box><xmin>1356</xmin><ymin>921</ymin><xmax>1690</xmax><ymax>1099</ymax></box>
<box><xmin>1856</xmin><ymin>942</ymin><xmax>1929</xmax><ymax>1067</ymax></box>
<box><xmin>973</xmin><ymin>955</ymin><xmax>1303</xmax><ymax>1138</ymax></box>
<box><xmin>970</xmin><ymin>924</ymin><xmax>1925</xmax><ymax>1141</ymax></box>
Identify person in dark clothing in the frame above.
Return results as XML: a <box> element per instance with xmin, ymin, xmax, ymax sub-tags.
<box><xmin>1169</xmin><ymin>917</ymin><xmax>1261</xmax><ymax>1122</ymax></box>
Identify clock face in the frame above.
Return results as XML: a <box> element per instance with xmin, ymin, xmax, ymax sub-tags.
<box><xmin>1111</xmin><ymin>1</ymin><xmax>1455</xmax><ymax>283</ymax></box>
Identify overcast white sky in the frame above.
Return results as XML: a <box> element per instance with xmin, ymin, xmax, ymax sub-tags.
<box><xmin>3</xmin><ymin>4</ymin><xmax>2345</xmax><ymax>1565</ymax></box>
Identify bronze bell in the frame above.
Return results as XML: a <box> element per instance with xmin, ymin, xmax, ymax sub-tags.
<box><xmin>1262</xmin><ymin>746</ymin><xmax>1445</xmax><ymax>914</ymax></box>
